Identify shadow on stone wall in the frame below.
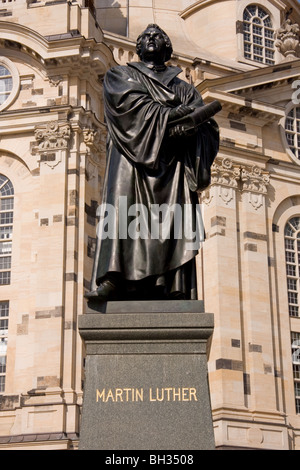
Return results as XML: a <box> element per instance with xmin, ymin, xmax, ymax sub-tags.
<box><xmin>95</xmin><ymin>1</ymin><xmax>127</xmax><ymax>37</ymax></box>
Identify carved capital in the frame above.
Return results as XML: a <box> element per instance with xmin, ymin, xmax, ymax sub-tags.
<box><xmin>204</xmin><ymin>158</ymin><xmax>240</xmax><ymax>206</ymax></box>
<box><xmin>211</xmin><ymin>158</ymin><xmax>240</xmax><ymax>187</ymax></box>
<box><xmin>35</xmin><ymin>121</ymin><xmax>71</xmax><ymax>151</ymax></box>
<box><xmin>83</xmin><ymin>128</ymin><xmax>107</xmax><ymax>154</ymax></box>
<box><xmin>201</xmin><ymin>159</ymin><xmax>270</xmax><ymax>210</ymax></box>
<box><xmin>241</xmin><ymin>165</ymin><xmax>270</xmax><ymax>210</ymax></box>
<box><xmin>241</xmin><ymin>165</ymin><xmax>269</xmax><ymax>194</ymax></box>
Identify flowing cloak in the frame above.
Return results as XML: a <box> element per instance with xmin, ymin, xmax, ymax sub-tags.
<box><xmin>91</xmin><ymin>61</ymin><xmax>219</xmax><ymax>298</ymax></box>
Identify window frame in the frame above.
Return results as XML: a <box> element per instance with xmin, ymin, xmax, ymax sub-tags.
<box><xmin>280</xmin><ymin>103</ymin><xmax>300</xmax><ymax>166</ymax></box>
<box><xmin>291</xmin><ymin>331</ymin><xmax>300</xmax><ymax>414</ymax></box>
<box><xmin>284</xmin><ymin>217</ymin><xmax>300</xmax><ymax>319</ymax></box>
<box><xmin>0</xmin><ymin>57</ymin><xmax>20</xmax><ymax>112</ymax></box>
<box><xmin>236</xmin><ymin>1</ymin><xmax>280</xmax><ymax>67</ymax></box>
<box><xmin>0</xmin><ymin>300</ymin><xmax>9</xmax><ymax>393</ymax></box>
<box><xmin>0</xmin><ymin>175</ymin><xmax>14</xmax><ymax>286</ymax></box>
<box><xmin>242</xmin><ymin>4</ymin><xmax>275</xmax><ymax>66</ymax></box>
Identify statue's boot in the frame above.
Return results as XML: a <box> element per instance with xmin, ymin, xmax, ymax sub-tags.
<box><xmin>84</xmin><ymin>278</ymin><xmax>119</xmax><ymax>301</ymax></box>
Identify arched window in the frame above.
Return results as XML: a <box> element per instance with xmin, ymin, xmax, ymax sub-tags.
<box><xmin>285</xmin><ymin>106</ymin><xmax>300</xmax><ymax>161</ymax></box>
<box><xmin>243</xmin><ymin>4</ymin><xmax>275</xmax><ymax>65</ymax></box>
<box><xmin>0</xmin><ymin>175</ymin><xmax>14</xmax><ymax>285</ymax></box>
<box><xmin>285</xmin><ymin>217</ymin><xmax>300</xmax><ymax>318</ymax></box>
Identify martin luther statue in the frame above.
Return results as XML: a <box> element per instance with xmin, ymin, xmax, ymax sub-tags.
<box><xmin>86</xmin><ymin>24</ymin><xmax>220</xmax><ymax>302</ymax></box>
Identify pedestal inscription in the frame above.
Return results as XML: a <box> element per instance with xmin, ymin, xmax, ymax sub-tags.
<box><xmin>78</xmin><ymin>301</ymin><xmax>214</xmax><ymax>450</ymax></box>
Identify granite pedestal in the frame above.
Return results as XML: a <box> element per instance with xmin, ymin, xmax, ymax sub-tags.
<box><xmin>78</xmin><ymin>300</ymin><xmax>215</xmax><ymax>450</ymax></box>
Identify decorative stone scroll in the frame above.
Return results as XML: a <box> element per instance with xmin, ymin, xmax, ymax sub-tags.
<box><xmin>211</xmin><ymin>157</ymin><xmax>241</xmax><ymax>188</ymax></box>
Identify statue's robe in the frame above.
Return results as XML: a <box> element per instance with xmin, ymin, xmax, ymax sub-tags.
<box><xmin>91</xmin><ymin>61</ymin><xmax>219</xmax><ymax>300</ymax></box>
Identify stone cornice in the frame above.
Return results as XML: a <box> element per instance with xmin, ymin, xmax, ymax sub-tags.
<box><xmin>0</xmin><ymin>105</ymin><xmax>105</xmax><ymax>137</ymax></box>
<box><xmin>0</xmin><ymin>21</ymin><xmax>116</xmax><ymax>74</ymax></box>
<box><xmin>198</xmin><ymin>60</ymin><xmax>300</xmax><ymax>96</ymax></box>
<box><xmin>200</xmin><ymin>89</ymin><xmax>285</xmax><ymax>123</ymax></box>
<box><xmin>0</xmin><ymin>431</ymin><xmax>79</xmax><ymax>448</ymax></box>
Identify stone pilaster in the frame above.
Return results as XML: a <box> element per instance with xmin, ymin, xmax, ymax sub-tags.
<box><xmin>200</xmin><ymin>157</ymin><xmax>245</xmax><ymax>413</ymax></box>
<box><xmin>239</xmin><ymin>164</ymin><xmax>277</xmax><ymax>412</ymax></box>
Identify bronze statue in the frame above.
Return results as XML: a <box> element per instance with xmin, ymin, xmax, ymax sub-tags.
<box><xmin>86</xmin><ymin>24</ymin><xmax>220</xmax><ymax>302</ymax></box>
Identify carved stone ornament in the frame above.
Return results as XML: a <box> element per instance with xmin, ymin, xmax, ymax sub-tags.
<box><xmin>35</xmin><ymin>121</ymin><xmax>71</xmax><ymax>151</ymax></box>
<box><xmin>83</xmin><ymin>128</ymin><xmax>107</xmax><ymax>154</ymax></box>
<box><xmin>34</xmin><ymin>121</ymin><xmax>71</xmax><ymax>169</ymax></box>
<box><xmin>241</xmin><ymin>165</ymin><xmax>270</xmax><ymax>210</ymax></box>
<box><xmin>201</xmin><ymin>159</ymin><xmax>270</xmax><ymax>210</ymax></box>
<box><xmin>48</xmin><ymin>75</ymin><xmax>63</xmax><ymax>87</ymax></box>
<box><xmin>211</xmin><ymin>158</ymin><xmax>241</xmax><ymax>188</ymax></box>
<box><xmin>275</xmin><ymin>19</ymin><xmax>300</xmax><ymax>61</ymax></box>
<box><xmin>207</xmin><ymin>157</ymin><xmax>241</xmax><ymax>205</ymax></box>
<box><xmin>241</xmin><ymin>165</ymin><xmax>269</xmax><ymax>194</ymax></box>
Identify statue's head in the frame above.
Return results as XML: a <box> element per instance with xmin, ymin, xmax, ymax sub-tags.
<box><xmin>136</xmin><ymin>24</ymin><xmax>173</xmax><ymax>64</ymax></box>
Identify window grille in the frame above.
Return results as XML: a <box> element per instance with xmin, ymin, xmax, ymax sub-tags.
<box><xmin>291</xmin><ymin>332</ymin><xmax>300</xmax><ymax>414</ymax></box>
<box><xmin>0</xmin><ymin>176</ymin><xmax>13</xmax><ymax>286</ymax></box>
<box><xmin>285</xmin><ymin>217</ymin><xmax>300</xmax><ymax>318</ymax></box>
<box><xmin>285</xmin><ymin>107</ymin><xmax>300</xmax><ymax>160</ymax></box>
<box><xmin>0</xmin><ymin>301</ymin><xmax>9</xmax><ymax>392</ymax></box>
<box><xmin>0</xmin><ymin>65</ymin><xmax>12</xmax><ymax>107</ymax></box>
<box><xmin>243</xmin><ymin>5</ymin><xmax>275</xmax><ymax>65</ymax></box>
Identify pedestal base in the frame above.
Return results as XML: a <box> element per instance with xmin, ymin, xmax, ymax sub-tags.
<box><xmin>78</xmin><ymin>301</ymin><xmax>214</xmax><ymax>450</ymax></box>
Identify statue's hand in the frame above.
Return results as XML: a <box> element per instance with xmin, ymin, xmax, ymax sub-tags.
<box><xmin>168</xmin><ymin>104</ymin><xmax>193</xmax><ymax>122</ymax></box>
<box><xmin>169</xmin><ymin>124</ymin><xmax>196</xmax><ymax>138</ymax></box>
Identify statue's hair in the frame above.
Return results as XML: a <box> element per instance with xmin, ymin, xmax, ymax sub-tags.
<box><xmin>136</xmin><ymin>24</ymin><xmax>173</xmax><ymax>61</ymax></box>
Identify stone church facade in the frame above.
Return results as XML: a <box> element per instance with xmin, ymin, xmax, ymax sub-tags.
<box><xmin>0</xmin><ymin>0</ymin><xmax>300</xmax><ymax>450</ymax></box>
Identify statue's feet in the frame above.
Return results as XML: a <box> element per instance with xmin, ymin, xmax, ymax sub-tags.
<box><xmin>84</xmin><ymin>278</ymin><xmax>118</xmax><ymax>301</ymax></box>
